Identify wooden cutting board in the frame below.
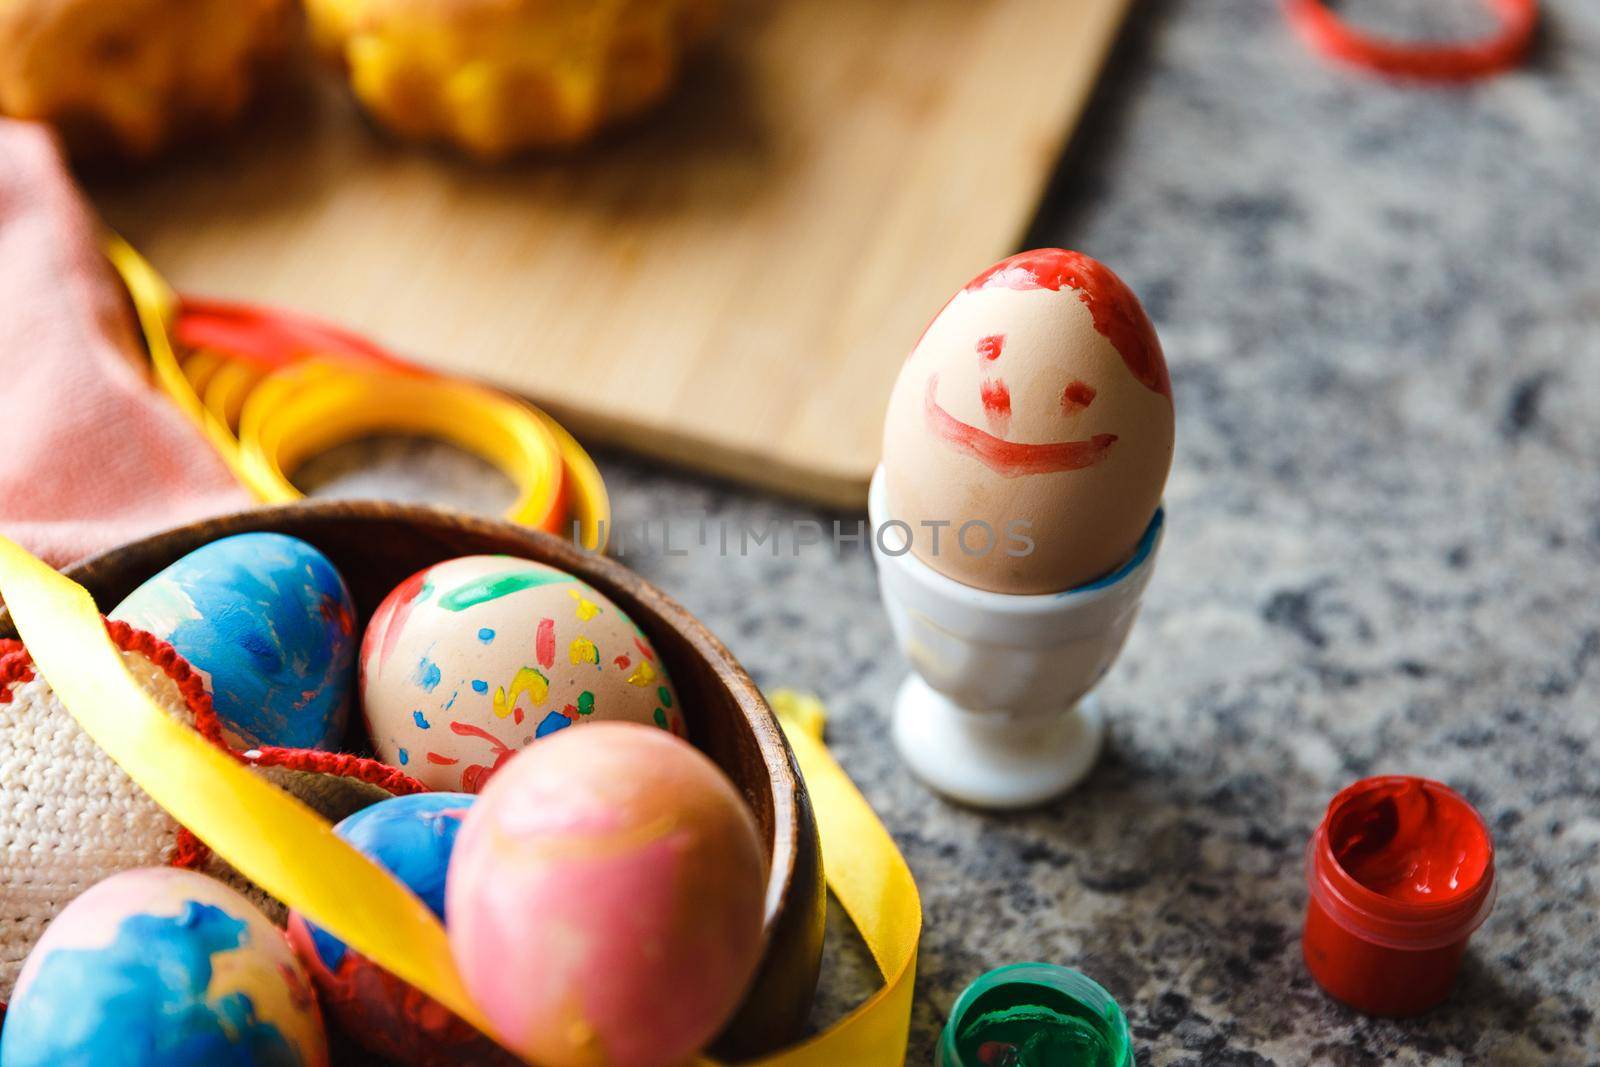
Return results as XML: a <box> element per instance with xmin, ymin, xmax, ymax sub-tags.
<box><xmin>93</xmin><ymin>0</ymin><xmax>1133</xmax><ymax>508</ymax></box>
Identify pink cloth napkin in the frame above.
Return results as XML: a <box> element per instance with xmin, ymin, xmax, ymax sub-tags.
<box><xmin>0</xmin><ymin>119</ymin><xmax>251</xmax><ymax>568</ymax></box>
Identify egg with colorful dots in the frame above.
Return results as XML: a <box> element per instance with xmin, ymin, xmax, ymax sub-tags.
<box><xmin>286</xmin><ymin>793</ymin><xmax>519</xmax><ymax>1067</ymax></box>
<box><xmin>0</xmin><ymin>867</ymin><xmax>328</xmax><ymax>1067</ymax></box>
<box><xmin>110</xmin><ymin>532</ymin><xmax>357</xmax><ymax>750</ymax></box>
<box><xmin>360</xmin><ymin>555</ymin><xmax>684</xmax><ymax>792</ymax></box>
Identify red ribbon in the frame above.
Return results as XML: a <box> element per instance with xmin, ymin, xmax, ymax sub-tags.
<box><xmin>1284</xmin><ymin>0</ymin><xmax>1538</xmax><ymax>82</ymax></box>
<box><xmin>176</xmin><ymin>297</ymin><xmax>415</xmax><ymax>373</ymax></box>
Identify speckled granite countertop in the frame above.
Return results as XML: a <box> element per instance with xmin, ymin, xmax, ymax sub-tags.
<box><xmin>304</xmin><ymin>2</ymin><xmax>1600</xmax><ymax>1062</ymax></box>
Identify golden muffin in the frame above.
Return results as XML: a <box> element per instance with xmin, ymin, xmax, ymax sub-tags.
<box><xmin>0</xmin><ymin>0</ymin><xmax>298</xmax><ymax>160</ymax></box>
<box><xmin>305</xmin><ymin>0</ymin><xmax>721</xmax><ymax>158</ymax></box>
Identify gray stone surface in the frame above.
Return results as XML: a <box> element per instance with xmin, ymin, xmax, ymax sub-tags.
<box><xmin>304</xmin><ymin>2</ymin><xmax>1600</xmax><ymax>1062</ymax></box>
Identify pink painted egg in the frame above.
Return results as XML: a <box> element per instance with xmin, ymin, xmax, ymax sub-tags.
<box><xmin>445</xmin><ymin>722</ymin><xmax>767</xmax><ymax>1067</ymax></box>
<box><xmin>360</xmin><ymin>555</ymin><xmax>684</xmax><ymax>791</ymax></box>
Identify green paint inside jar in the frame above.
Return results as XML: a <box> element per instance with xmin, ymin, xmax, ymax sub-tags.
<box><xmin>938</xmin><ymin>964</ymin><xmax>1133</xmax><ymax>1067</ymax></box>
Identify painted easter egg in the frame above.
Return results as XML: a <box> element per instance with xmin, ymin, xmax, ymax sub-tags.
<box><xmin>285</xmin><ymin>793</ymin><xmax>518</xmax><ymax>1067</ymax></box>
<box><xmin>446</xmin><ymin>722</ymin><xmax>766</xmax><ymax>1067</ymax></box>
<box><xmin>110</xmin><ymin>532</ymin><xmax>357</xmax><ymax>750</ymax></box>
<box><xmin>0</xmin><ymin>867</ymin><xmax>328</xmax><ymax>1067</ymax></box>
<box><xmin>360</xmin><ymin>555</ymin><xmax>684</xmax><ymax>792</ymax></box>
<box><xmin>881</xmin><ymin>249</ymin><xmax>1174</xmax><ymax>594</ymax></box>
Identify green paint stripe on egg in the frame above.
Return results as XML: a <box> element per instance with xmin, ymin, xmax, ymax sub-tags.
<box><xmin>438</xmin><ymin>570</ymin><xmax>575</xmax><ymax>611</ymax></box>
<box><xmin>657</xmin><ymin>686</ymin><xmax>672</xmax><ymax>708</ymax></box>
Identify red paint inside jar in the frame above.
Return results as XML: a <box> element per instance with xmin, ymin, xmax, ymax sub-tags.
<box><xmin>1303</xmin><ymin>776</ymin><xmax>1495</xmax><ymax>1017</ymax></box>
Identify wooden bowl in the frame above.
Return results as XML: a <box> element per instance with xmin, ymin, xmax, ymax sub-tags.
<box><xmin>3</xmin><ymin>500</ymin><xmax>825</xmax><ymax>1060</ymax></box>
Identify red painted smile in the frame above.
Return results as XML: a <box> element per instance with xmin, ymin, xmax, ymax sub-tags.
<box><xmin>925</xmin><ymin>374</ymin><xmax>1117</xmax><ymax>477</ymax></box>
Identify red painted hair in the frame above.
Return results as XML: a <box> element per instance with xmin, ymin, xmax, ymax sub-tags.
<box><xmin>965</xmin><ymin>249</ymin><xmax>1171</xmax><ymax>400</ymax></box>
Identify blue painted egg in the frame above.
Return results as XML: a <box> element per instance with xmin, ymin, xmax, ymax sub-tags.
<box><xmin>110</xmin><ymin>533</ymin><xmax>356</xmax><ymax>750</ymax></box>
<box><xmin>285</xmin><ymin>793</ymin><xmax>514</xmax><ymax>1067</ymax></box>
<box><xmin>0</xmin><ymin>867</ymin><xmax>328</xmax><ymax>1067</ymax></box>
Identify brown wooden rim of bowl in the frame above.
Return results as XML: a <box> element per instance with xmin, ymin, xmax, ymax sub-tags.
<box><xmin>43</xmin><ymin>499</ymin><xmax>807</xmax><ymax>946</ymax></box>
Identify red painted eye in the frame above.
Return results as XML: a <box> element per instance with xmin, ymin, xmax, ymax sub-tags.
<box><xmin>1061</xmin><ymin>380</ymin><xmax>1096</xmax><ymax>413</ymax></box>
<box><xmin>976</xmin><ymin>334</ymin><xmax>1005</xmax><ymax>361</ymax></box>
<box><xmin>980</xmin><ymin>378</ymin><xmax>1011</xmax><ymax>418</ymax></box>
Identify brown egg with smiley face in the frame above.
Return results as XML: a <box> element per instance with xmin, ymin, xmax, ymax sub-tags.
<box><xmin>881</xmin><ymin>249</ymin><xmax>1174</xmax><ymax>594</ymax></box>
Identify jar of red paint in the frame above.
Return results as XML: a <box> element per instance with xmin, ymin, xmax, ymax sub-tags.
<box><xmin>1303</xmin><ymin>775</ymin><xmax>1496</xmax><ymax>1017</ymax></box>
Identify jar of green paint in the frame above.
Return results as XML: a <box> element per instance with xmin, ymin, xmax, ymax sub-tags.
<box><xmin>936</xmin><ymin>964</ymin><xmax>1134</xmax><ymax>1067</ymax></box>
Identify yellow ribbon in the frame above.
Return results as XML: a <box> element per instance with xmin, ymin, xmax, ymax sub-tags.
<box><xmin>0</xmin><ymin>542</ymin><xmax>919</xmax><ymax>1065</ymax></box>
<box><xmin>236</xmin><ymin>358</ymin><xmax>568</xmax><ymax>530</ymax></box>
<box><xmin>102</xmin><ymin>236</ymin><xmax>611</xmax><ymax>551</ymax></box>
<box><xmin>755</xmin><ymin>692</ymin><xmax>922</xmax><ymax>1066</ymax></box>
<box><xmin>106</xmin><ymin>234</ymin><xmax>254</xmax><ymax>486</ymax></box>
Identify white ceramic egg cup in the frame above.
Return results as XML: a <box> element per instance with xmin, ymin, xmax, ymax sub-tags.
<box><xmin>868</xmin><ymin>467</ymin><xmax>1164</xmax><ymax>810</ymax></box>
